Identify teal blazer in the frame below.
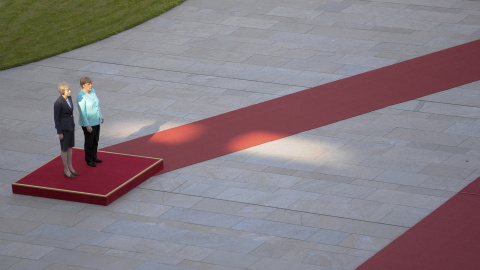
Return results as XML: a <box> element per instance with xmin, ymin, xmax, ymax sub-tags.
<box><xmin>77</xmin><ymin>88</ymin><xmax>103</xmax><ymax>127</ymax></box>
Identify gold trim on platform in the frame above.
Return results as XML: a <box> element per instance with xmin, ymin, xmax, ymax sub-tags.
<box><xmin>12</xmin><ymin>158</ymin><xmax>163</xmax><ymax>197</ymax></box>
<box><xmin>12</xmin><ymin>154</ymin><xmax>59</xmax><ymax>185</ymax></box>
<box><xmin>12</xmin><ymin>147</ymin><xmax>164</xmax><ymax>200</ymax></box>
<box><xmin>12</xmin><ymin>182</ymin><xmax>106</xmax><ymax>197</ymax></box>
<box><xmin>98</xmin><ymin>149</ymin><xmax>161</xmax><ymax>160</ymax></box>
<box><xmin>106</xmin><ymin>159</ymin><xmax>163</xmax><ymax>196</ymax></box>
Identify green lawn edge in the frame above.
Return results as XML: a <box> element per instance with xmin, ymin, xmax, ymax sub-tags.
<box><xmin>0</xmin><ymin>0</ymin><xmax>186</xmax><ymax>71</ymax></box>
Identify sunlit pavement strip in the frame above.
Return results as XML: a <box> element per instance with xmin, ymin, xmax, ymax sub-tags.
<box><xmin>1</xmin><ymin>1</ymin><xmax>480</xmax><ymax>269</ymax></box>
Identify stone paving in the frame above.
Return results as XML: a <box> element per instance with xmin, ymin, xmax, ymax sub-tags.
<box><xmin>1</xmin><ymin>0</ymin><xmax>480</xmax><ymax>269</ymax></box>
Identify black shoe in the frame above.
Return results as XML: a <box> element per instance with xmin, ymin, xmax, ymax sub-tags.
<box><xmin>93</xmin><ymin>158</ymin><xmax>102</xmax><ymax>163</ymax></box>
<box><xmin>87</xmin><ymin>162</ymin><xmax>97</xmax><ymax>167</ymax></box>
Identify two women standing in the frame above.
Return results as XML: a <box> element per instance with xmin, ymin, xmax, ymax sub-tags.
<box><xmin>54</xmin><ymin>76</ymin><xmax>104</xmax><ymax>178</ymax></box>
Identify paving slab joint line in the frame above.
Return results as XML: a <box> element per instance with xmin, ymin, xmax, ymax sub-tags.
<box><xmin>143</xmin><ymin>187</ymin><xmax>411</xmax><ymax>229</ymax></box>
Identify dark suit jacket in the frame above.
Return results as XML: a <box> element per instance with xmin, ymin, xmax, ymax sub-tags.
<box><xmin>54</xmin><ymin>95</ymin><xmax>75</xmax><ymax>134</ymax></box>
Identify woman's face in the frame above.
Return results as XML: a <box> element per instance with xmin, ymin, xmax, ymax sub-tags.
<box><xmin>83</xmin><ymin>82</ymin><xmax>93</xmax><ymax>92</ymax></box>
<box><xmin>63</xmin><ymin>87</ymin><xmax>71</xmax><ymax>98</ymax></box>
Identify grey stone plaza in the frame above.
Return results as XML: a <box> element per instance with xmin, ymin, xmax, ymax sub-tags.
<box><xmin>1</xmin><ymin>0</ymin><xmax>479</xmax><ymax>269</ymax></box>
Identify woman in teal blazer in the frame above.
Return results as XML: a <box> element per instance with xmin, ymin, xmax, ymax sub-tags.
<box><xmin>77</xmin><ymin>76</ymin><xmax>104</xmax><ymax>167</ymax></box>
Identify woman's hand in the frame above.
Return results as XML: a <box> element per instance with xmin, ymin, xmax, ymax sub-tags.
<box><xmin>87</xmin><ymin>126</ymin><xmax>93</xmax><ymax>133</ymax></box>
<box><xmin>59</xmin><ymin>134</ymin><xmax>64</xmax><ymax>140</ymax></box>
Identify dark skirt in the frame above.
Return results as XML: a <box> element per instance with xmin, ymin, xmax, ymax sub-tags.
<box><xmin>60</xmin><ymin>129</ymin><xmax>75</xmax><ymax>152</ymax></box>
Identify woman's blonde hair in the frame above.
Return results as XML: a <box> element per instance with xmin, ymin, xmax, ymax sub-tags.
<box><xmin>80</xmin><ymin>76</ymin><xmax>92</xmax><ymax>87</ymax></box>
<box><xmin>58</xmin><ymin>83</ymin><xmax>70</xmax><ymax>95</ymax></box>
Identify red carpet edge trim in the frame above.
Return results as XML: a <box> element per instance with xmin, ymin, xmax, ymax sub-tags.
<box><xmin>11</xmin><ymin>183</ymin><xmax>106</xmax><ymax>197</ymax></box>
<box><xmin>107</xmin><ymin>158</ymin><xmax>163</xmax><ymax>196</ymax></box>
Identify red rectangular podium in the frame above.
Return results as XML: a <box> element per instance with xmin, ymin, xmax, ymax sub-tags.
<box><xmin>12</xmin><ymin>148</ymin><xmax>163</xmax><ymax>205</ymax></box>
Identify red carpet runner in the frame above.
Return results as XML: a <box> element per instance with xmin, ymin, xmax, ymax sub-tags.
<box><xmin>357</xmin><ymin>177</ymin><xmax>480</xmax><ymax>270</ymax></box>
<box><xmin>103</xmin><ymin>39</ymin><xmax>480</xmax><ymax>269</ymax></box>
<box><xmin>103</xmin><ymin>39</ymin><xmax>480</xmax><ymax>174</ymax></box>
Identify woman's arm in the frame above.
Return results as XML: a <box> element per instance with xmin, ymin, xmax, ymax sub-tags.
<box><xmin>92</xmin><ymin>89</ymin><xmax>104</xmax><ymax>123</ymax></box>
<box><xmin>53</xmin><ymin>99</ymin><xmax>63</xmax><ymax>135</ymax></box>
<box><xmin>77</xmin><ymin>93</ymin><xmax>90</xmax><ymax>127</ymax></box>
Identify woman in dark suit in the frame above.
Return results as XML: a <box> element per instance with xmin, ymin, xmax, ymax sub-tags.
<box><xmin>54</xmin><ymin>83</ymin><xmax>79</xmax><ymax>178</ymax></box>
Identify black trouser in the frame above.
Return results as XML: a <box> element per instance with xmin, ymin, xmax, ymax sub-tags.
<box><xmin>82</xmin><ymin>125</ymin><xmax>100</xmax><ymax>163</ymax></box>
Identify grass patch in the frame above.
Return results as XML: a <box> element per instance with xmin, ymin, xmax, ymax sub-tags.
<box><xmin>0</xmin><ymin>0</ymin><xmax>185</xmax><ymax>70</ymax></box>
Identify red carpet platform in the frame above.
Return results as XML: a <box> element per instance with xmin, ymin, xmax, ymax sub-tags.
<box><xmin>12</xmin><ymin>148</ymin><xmax>163</xmax><ymax>205</ymax></box>
<box><xmin>357</xmin><ymin>177</ymin><xmax>480</xmax><ymax>270</ymax></box>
